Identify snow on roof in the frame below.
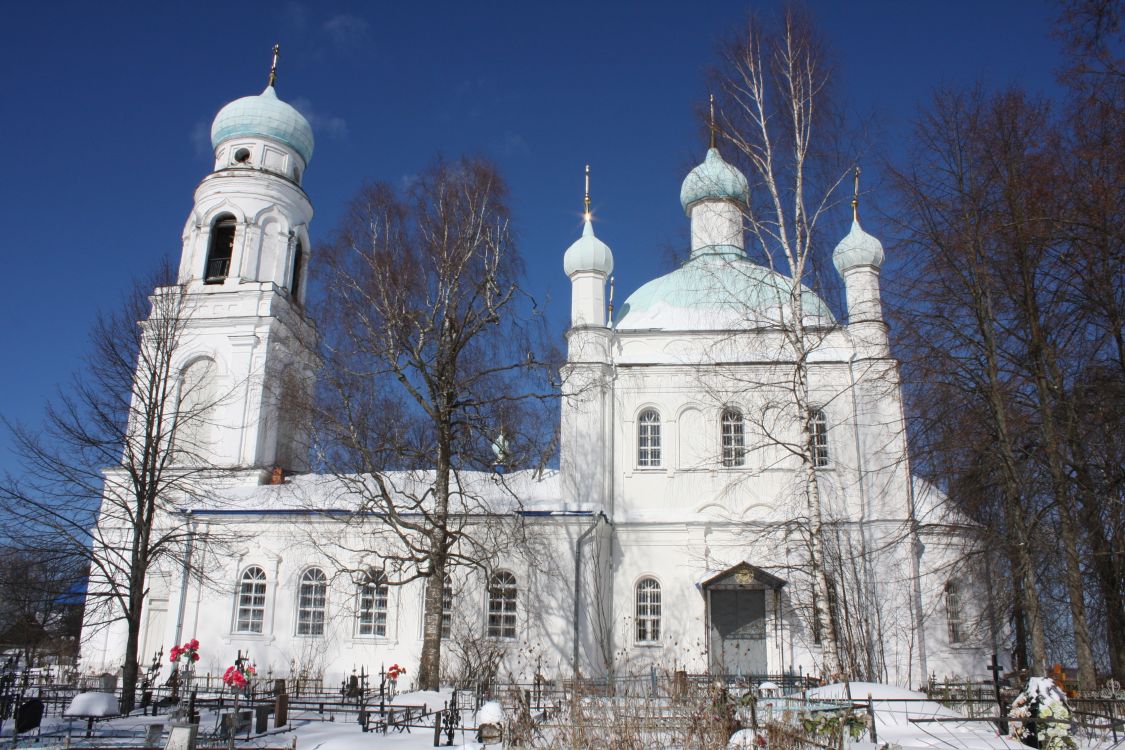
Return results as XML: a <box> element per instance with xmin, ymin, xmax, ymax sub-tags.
<box><xmin>180</xmin><ymin>469</ymin><xmax>570</xmax><ymax>517</ymax></box>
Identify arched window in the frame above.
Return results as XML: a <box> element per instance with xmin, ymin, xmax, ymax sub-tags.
<box><xmin>441</xmin><ymin>574</ymin><xmax>453</xmax><ymax>639</ymax></box>
<box><xmin>290</xmin><ymin>240</ymin><xmax>304</xmax><ymax>300</ymax></box>
<box><xmin>205</xmin><ymin>215</ymin><xmax>236</xmax><ymax>284</ymax></box>
<box><xmin>810</xmin><ymin>408</ymin><xmax>830</xmax><ymax>468</ymax></box>
<box><xmin>235</xmin><ymin>567</ymin><xmax>267</xmax><ymax>633</ymax></box>
<box><xmin>637</xmin><ymin>409</ymin><xmax>662</xmax><ymax>468</ymax></box>
<box><xmin>635</xmin><ymin>578</ymin><xmax>661</xmax><ymax>643</ymax></box>
<box><xmin>487</xmin><ymin>571</ymin><xmax>517</xmax><ymax>639</ymax></box>
<box><xmin>721</xmin><ymin>408</ymin><xmax>745</xmax><ymax>467</ymax></box>
<box><xmin>296</xmin><ymin>568</ymin><xmax>327</xmax><ymax>636</ymax></box>
<box><xmin>945</xmin><ymin>581</ymin><xmax>964</xmax><ymax>644</ymax></box>
<box><xmin>357</xmin><ymin>572</ymin><xmax>388</xmax><ymax>638</ymax></box>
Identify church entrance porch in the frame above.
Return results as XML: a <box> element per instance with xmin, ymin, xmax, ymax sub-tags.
<box><xmin>702</xmin><ymin>562</ymin><xmax>786</xmax><ymax>677</ymax></box>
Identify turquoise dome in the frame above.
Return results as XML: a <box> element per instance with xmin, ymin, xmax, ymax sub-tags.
<box><xmin>211</xmin><ymin>85</ymin><xmax>314</xmax><ymax>165</ymax></box>
<box><xmin>615</xmin><ymin>255</ymin><xmax>835</xmax><ymax>330</ymax></box>
<box><xmin>679</xmin><ymin>148</ymin><xmax>749</xmax><ymax>215</ymax></box>
<box><xmin>563</xmin><ymin>219</ymin><xmax>614</xmax><ymax>276</ymax></box>
<box><xmin>832</xmin><ymin>219</ymin><xmax>884</xmax><ymax>273</ymax></box>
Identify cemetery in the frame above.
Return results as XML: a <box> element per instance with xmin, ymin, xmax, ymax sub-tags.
<box><xmin>1</xmin><ymin>650</ymin><xmax>1123</xmax><ymax>749</ymax></box>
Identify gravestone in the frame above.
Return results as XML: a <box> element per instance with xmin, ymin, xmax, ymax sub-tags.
<box><xmin>164</xmin><ymin>722</ymin><xmax>197</xmax><ymax>750</ymax></box>
<box><xmin>144</xmin><ymin>722</ymin><xmax>164</xmax><ymax>746</ymax></box>
<box><xmin>99</xmin><ymin>673</ymin><xmax>117</xmax><ymax>693</ymax></box>
<box><xmin>274</xmin><ymin>693</ymin><xmax>288</xmax><ymax>728</ymax></box>
<box><xmin>14</xmin><ymin>698</ymin><xmax>44</xmax><ymax>734</ymax></box>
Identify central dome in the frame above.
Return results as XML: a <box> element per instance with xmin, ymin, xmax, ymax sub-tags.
<box><xmin>211</xmin><ymin>85</ymin><xmax>315</xmax><ymax>165</ymax></box>
<box><xmin>615</xmin><ymin>256</ymin><xmax>836</xmax><ymax>330</ymax></box>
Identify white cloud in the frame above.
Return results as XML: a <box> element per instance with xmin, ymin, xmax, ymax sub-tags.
<box><xmin>290</xmin><ymin>98</ymin><xmax>349</xmax><ymax>141</ymax></box>
<box><xmin>322</xmin><ymin>14</ymin><xmax>372</xmax><ymax>54</ymax></box>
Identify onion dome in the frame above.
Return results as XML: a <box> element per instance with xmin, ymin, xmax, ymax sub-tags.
<box><xmin>832</xmin><ymin>218</ymin><xmax>885</xmax><ymax>274</ymax></box>
<box><xmin>211</xmin><ymin>85</ymin><xmax>315</xmax><ymax>165</ymax></box>
<box><xmin>563</xmin><ymin>218</ymin><xmax>614</xmax><ymax>277</ymax></box>
<box><xmin>679</xmin><ymin>148</ymin><xmax>749</xmax><ymax>215</ymax></box>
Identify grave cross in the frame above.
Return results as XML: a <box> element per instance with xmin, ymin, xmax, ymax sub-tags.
<box><xmin>988</xmin><ymin>653</ymin><xmax>1009</xmax><ymax>733</ymax></box>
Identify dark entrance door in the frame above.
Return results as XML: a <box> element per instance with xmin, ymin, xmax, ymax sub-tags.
<box><xmin>709</xmin><ymin>588</ymin><xmax>767</xmax><ymax>676</ymax></box>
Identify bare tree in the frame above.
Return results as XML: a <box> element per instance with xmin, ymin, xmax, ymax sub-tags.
<box><xmin>0</xmin><ymin>545</ymin><xmax>85</xmax><ymax>668</ymax></box>
<box><xmin>890</xmin><ymin>83</ymin><xmax>1124</xmax><ymax>685</ymax></box>
<box><xmin>313</xmin><ymin>156</ymin><xmax>556</xmax><ymax>690</ymax></box>
<box><xmin>705</xmin><ymin>8</ymin><xmax>861</xmax><ymax>677</ymax></box>
<box><xmin>1</xmin><ymin>264</ymin><xmax>232</xmax><ymax>711</ymax></box>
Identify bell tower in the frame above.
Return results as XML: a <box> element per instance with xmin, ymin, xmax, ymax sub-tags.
<box><xmin>166</xmin><ymin>47</ymin><xmax>316</xmax><ymax>476</ymax></box>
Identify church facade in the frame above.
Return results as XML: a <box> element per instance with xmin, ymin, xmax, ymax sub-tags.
<box><xmin>79</xmin><ymin>70</ymin><xmax>992</xmax><ymax>689</ymax></box>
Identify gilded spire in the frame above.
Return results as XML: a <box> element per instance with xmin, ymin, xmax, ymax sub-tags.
<box><xmin>852</xmin><ymin>165</ymin><xmax>861</xmax><ymax>222</ymax></box>
<box><xmin>709</xmin><ymin>93</ymin><xmax>716</xmax><ymax>150</ymax></box>
<box><xmin>268</xmin><ymin>43</ymin><xmax>280</xmax><ymax>88</ymax></box>
<box><xmin>584</xmin><ymin>164</ymin><xmax>591</xmax><ymax>220</ymax></box>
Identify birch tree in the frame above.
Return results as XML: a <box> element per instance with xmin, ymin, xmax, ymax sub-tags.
<box><xmin>313</xmin><ymin>156</ymin><xmax>556</xmax><ymax>690</ymax></box>
<box><xmin>708</xmin><ymin>8</ymin><xmax>855</xmax><ymax>677</ymax></box>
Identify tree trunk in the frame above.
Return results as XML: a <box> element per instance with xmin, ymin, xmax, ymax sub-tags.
<box><xmin>417</xmin><ymin>410</ymin><xmax>453</xmax><ymax>691</ymax></box>
<box><xmin>417</xmin><ymin>553</ymin><xmax>446</xmax><ymax>690</ymax></box>
<box><xmin>1015</xmin><ymin>248</ymin><xmax>1099</xmax><ymax>689</ymax></box>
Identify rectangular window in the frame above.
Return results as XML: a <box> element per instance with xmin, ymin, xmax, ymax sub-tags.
<box><xmin>296</xmin><ymin>570</ymin><xmax>327</xmax><ymax>636</ymax></box>
<box><xmin>357</xmin><ymin>580</ymin><xmax>388</xmax><ymax>638</ymax></box>
<box><xmin>235</xmin><ymin>568</ymin><xmax>266</xmax><ymax>634</ymax></box>
<box><xmin>811</xmin><ymin>409</ymin><xmax>830</xmax><ymax>468</ymax></box>
<box><xmin>487</xmin><ymin>572</ymin><xmax>517</xmax><ymax>639</ymax></box>
<box><xmin>441</xmin><ymin>577</ymin><xmax>453</xmax><ymax>639</ymax></box>
<box><xmin>721</xmin><ymin>410</ymin><xmax>745</xmax><ymax>467</ymax></box>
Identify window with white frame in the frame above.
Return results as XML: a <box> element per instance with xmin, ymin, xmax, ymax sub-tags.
<box><xmin>487</xmin><ymin>571</ymin><xmax>517</xmax><ymax>639</ymax></box>
<box><xmin>810</xmin><ymin>408</ymin><xmax>830</xmax><ymax>468</ymax></box>
<box><xmin>235</xmin><ymin>566</ymin><xmax>267</xmax><ymax>633</ymax></box>
<box><xmin>637</xmin><ymin>409</ymin><xmax>662</xmax><ymax>467</ymax></box>
<box><xmin>296</xmin><ymin>568</ymin><xmax>327</xmax><ymax>636</ymax></box>
<box><xmin>945</xmin><ymin>581</ymin><xmax>964</xmax><ymax>644</ymax></box>
<box><xmin>721</xmin><ymin>408</ymin><xmax>746</xmax><ymax>467</ymax></box>
<box><xmin>635</xmin><ymin>577</ymin><xmax>661</xmax><ymax>643</ymax></box>
<box><xmin>441</xmin><ymin>575</ymin><xmax>453</xmax><ymax>639</ymax></box>
<box><xmin>357</xmin><ymin>572</ymin><xmax>389</xmax><ymax>638</ymax></box>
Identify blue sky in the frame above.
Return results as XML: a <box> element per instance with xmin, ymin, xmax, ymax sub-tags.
<box><xmin>0</xmin><ymin>1</ymin><xmax>1065</xmax><ymax>474</ymax></box>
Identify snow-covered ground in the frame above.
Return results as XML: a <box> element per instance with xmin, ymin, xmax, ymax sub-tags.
<box><xmin>1</xmin><ymin>690</ymin><xmax>492</xmax><ymax>750</ymax></box>
<box><xmin>1</xmin><ymin>684</ymin><xmax>1116</xmax><ymax>750</ymax></box>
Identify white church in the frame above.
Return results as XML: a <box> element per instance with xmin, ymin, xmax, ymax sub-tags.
<box><xmin>79</xmin><ymin>66</ymin><xmax>992</xmax><ymax>689</ymax></box>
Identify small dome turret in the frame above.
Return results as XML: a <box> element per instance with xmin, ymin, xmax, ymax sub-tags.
<box><xmin>211</xmin><ymin>84</ymin><xmax>315</xmax><ymax>165</ymax></box>
<box><xmin>563</xmin><ymin>218</ymin><xmax>614</xmax><ymax>277</ymax></box>
<box><xmin>832</xmin><ymin>218</ymin><xmax>884</xmax><ymax>274</ymax></box>
<box><xmin>680</xmin><ymin>148</ymin><xmax>749</xmax><ymax>215</ymax></box>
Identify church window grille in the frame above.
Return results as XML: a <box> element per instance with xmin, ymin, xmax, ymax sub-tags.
<box><xmin>810</xmin><ymin>409</ymin><xmax>830</xmax><ymax>468</ymax></box>
<box><xmin>357</xmin><ymin>572</ymin><xmax>389</xmax><ymax>638</ymax></box>
<box><xmin>487</xmin><ymin>571</ymin><xmax>517</xmax><ymax>639</ymax></box>
<box><xmin>721</xmin><ymin>409</ymin><xmax>746</xmax><ymax>467</ymax></box>
<box><xmin>296</xmin><ymin>568</ymin><xmax>328</xmax><ymax>636</ymax></box>
<box><xmin>204</xmin><ymin>215</ymin><xmax>236</xmax><ymax>284</ymax></box>
<box><xmin>637</xmin><ymin>409</ymin><xmax>662</xmax><ymax>467</ymax></box>
<box><xmin>945</xmin><ymin>581</ymin><xmax>964</xmax><ymax>644</ymax></box>
<box><xmin>441</xmin><ymin>575</ymin><xmax>453</xmax><ymax>639</ymax></box>
<box><xmin>635</xmin><ymin>578</ymin><xmax>661</xmax><ymax>643</ymax></box>
<box><xmin>235</xmin><ymin>567</ymin><xmax>267</xmax><ymax>634</ymax></box>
